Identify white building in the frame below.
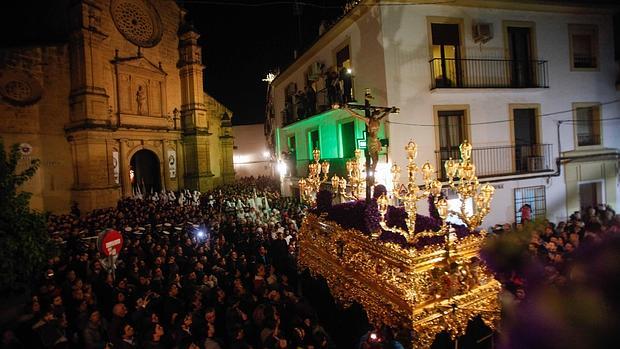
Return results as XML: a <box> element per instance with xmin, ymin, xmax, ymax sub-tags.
<box><xmin>233</xmin><ymin>123</ymin><xmax>274</xmax><ymax>178</ymax></box>
<box><xmin>266</xmin><ymin>0</ymin><xmax>620</xmax><ymax>227</ymax></box>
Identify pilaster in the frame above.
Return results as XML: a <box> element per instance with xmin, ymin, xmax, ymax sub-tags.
<box><xmin>219</xmin><ymin>112</ymin><xmax>235</xmax><ymax>184</ymax></box>
<box><xmin>178</xmin><ymin>22</ymin><xmax>213</xmax><ymax>191</ymax></box>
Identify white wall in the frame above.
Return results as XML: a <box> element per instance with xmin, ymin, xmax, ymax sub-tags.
<box><xmin>272</xmin><ymin>5</ymin><xmax>389</xmax><ymax>129</ymax></box>
<box><xmin>380</xmin><ymin>4</ymin><xmax>619</xmax><ymax>225</ymax></box>
<box><xmin>270</xmin><ymin>2</ymin><xmax>619</xmax><ymax>226</ymax></box>
<box><xmin>233</xmin><ymin>124</ymin><xmax>273</xmax><ymax>178</ymax></box>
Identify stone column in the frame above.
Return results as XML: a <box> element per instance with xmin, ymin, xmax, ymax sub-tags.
<box><xmin>120</xmin><ymin>139</ymin><xmax>131</xmax><ymax>197</ymax></box>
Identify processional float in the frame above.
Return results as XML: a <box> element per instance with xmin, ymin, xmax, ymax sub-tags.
<box><xmin>297</xmin><ymin>139</ymin><xmax>501</xmax><ymax>349</ymax></box>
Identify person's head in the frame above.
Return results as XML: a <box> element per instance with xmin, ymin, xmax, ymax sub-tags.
<box><xmin>89</xmin><ymin>310</ymin><xmax>101</xmax><ymax>325</ymax></box>
<box><xmin>122</xmin><ymin>324</ymin><xmax>135</xmax><ymax>339</ymax></box>
<box><xmin>168</xmin><ymin>284</ymin><xmax>179</xmax><ymax>297</ymax></box>
<box><xmin>52</xmin><ymin>295</ymin><xmax>63</xmax><ymax>307</ymax></box>
<box><xmin>113</xmin><ymin>303</ymin><xmax>128</xmax><ymax>317</ymax></box>
<box><xmin>205</xmin><ymin>307</ymin><xmax>216</xmax><ymax>324</ymax></box>
<box><xmin>152</xmin><ymin>323</ymin><xmax>164</xmax><ymax>340</ymax></box>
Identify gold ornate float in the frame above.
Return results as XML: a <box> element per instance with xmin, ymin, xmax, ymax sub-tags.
<box><xmin>297</xmin><ymin>140</ymin><xmax>501</xmax><ymax>349</ymax></box>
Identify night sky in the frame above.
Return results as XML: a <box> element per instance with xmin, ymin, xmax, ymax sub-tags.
<box><xmin>0</xmin><ymin>0</ymin><xmax>348</xmax><ymax>125</ymax></box>
<box><xmin>4</xmin><ymin>1</ymin><xmax>613</xmax><ymax>125</ymax></box>
<box><xmin>183</xmin><ymin>0</ymin><xmax>348</xmax><ymax>125</ymax></box>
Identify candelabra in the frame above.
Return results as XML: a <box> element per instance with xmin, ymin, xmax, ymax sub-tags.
<box><xmin>443</xmin><ymin>140</ymin><xmax>495</xmax><ymax>231</ymax></box>
<box><xmin>377</xmin><ymin>140</ymin><xmax>443</xmax><ymax>244</ymax></box>
<box><xmin>331</xmin><ymin>149</ymin><xmax>365</xmax><ymax>201</ymax></box>
<box><xmin>298</xmin><ymin>149</ymin><xmax>330</xmax><ymax>204</ymax></box>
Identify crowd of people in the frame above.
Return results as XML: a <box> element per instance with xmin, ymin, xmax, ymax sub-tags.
<box><xmin>4</xmin><ymin>174</ymin><xmax>619</xmax><ymax>349</ymax></box>
<box><xmin>490</xmin><ymin>204</ymin><xmax>620</xmax><ymax>301</ymax></box>
<box><xmin>5</xmin><ymin>177</ymin><xmax>343</xmax><ymax>349</ymax></box>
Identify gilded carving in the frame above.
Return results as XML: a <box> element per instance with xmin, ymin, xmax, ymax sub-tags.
<box><xmin>298</xmin><ymin>214</ymin><xmax>501</xmax><ymax>349</ymax></box>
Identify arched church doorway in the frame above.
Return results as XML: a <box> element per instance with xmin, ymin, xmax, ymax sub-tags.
<box><xmin>130</xmin><ymin>149</ymin><xmax>161</xmax><ymax>195</ymax></box>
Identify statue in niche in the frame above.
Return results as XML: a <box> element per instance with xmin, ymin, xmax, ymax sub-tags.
<box><xmin>136</xmin><ymin>85</ymin><xmax>147</xmax><ymax>115</ymax></box>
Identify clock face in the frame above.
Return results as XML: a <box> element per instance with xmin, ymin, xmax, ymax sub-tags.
<box><xmin>110</xmin><ymin>0</ymin><xmax>163</xmax><ymax>48</ymax></box>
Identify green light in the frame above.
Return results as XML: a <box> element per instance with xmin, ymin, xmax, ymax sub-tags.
<box><xmin>275</xmin><ymin>128</ymin><xmax>281</xmax><ymax>157</ymax></box>
<box><xmin>356</xmin><ymin>131</ymin><xmax>367</xmax><ymax>149</ymax></box>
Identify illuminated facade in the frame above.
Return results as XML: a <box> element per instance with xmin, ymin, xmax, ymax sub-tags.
<box><xmin>0</xmin><ymin>0</ymin><xmax>235</xmax><ymax>213</ymax></box>
<box><xmin>267</xmin><ymin>0</ymin><xmax>620</xmax><ymax>226</ymax></box>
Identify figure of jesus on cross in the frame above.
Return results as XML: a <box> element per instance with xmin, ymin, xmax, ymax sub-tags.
<box><xmin>346</xmin><ymin>89</ymin><xmax>399</xmax><ymax>202</ymax></box>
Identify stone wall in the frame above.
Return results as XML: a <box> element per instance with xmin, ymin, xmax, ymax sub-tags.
<box><xmin>0</xmin><ymin>0</ymin><xmax>235</xmax><ymax>213</ymax></box>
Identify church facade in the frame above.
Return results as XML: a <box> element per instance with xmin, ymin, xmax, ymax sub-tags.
<box><xmin>0</xmin><ymin>0</ymin><xmax>235</xmax><ymax>213</ymax></box>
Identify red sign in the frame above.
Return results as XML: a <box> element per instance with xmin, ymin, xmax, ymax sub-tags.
<box><xmin>99</xmin><ymin>230</ymin><xmax>123</xmax><ymax>256</ymax></box>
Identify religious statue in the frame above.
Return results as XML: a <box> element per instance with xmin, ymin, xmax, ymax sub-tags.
<box><xmin>347</xmin><ymin>101</ymin><xmax>391</xmax><ymax>175</ymax></box>
<box><xmin>136</xmin><ymin>85</ymin><xmax>147</xmax><ymax>115</ymax></box>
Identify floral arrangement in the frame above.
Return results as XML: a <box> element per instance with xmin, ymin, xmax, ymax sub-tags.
<box><xmin>317</xmin><ymin>192</ymin><xmax>473</xmax><ymax>249</ymax></box>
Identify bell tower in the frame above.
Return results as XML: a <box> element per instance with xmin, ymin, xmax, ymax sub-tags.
<box><xmin>178</xmin><ymin>15</ymin><xmax>213</xmax><ymax>191</ymax></box>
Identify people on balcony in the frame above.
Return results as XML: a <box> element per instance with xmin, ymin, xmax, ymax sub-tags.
<box><xmin>326</xmin><ymin>69</ymin><xmax>342</xmax><ymax>107</ymax></box>
<box><xmin>295</xmin><ymin>90</ymin><xmax>307</xmax><ymax>119</ymax></box>
<box><xmin>304</xmin><ymin>84</ymin><xmax>317</xmax><ymax>116</ymax></box>
<box><xmin>338</xmin><ymin>66</ymin><xmax>353</xmax><ymax>104</ymax></box>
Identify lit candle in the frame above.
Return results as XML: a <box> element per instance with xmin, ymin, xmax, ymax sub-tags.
<box><xmin>313</xmin><ymin>148</ymin><xmax>321</xmax><ymax>162</ymax></box>
<box><xmin>422</xmin><ymin>161</ymin><xmax>434</xmax><ymax>182</ymax></box>
<box><xmin>459</xmin><ymin>140</ymin><xmax>472</xmax><ymax>161</ymax></box>
<box><xmin>437</xmin><ymin>198</ymin><xmax>449</xmax><ymax>220</ymax></box>
<box><xmin>321</xmin><ymin>160</ymin><xmax>330</xmax><ymax>175</ymax></box>
<box><xmin>378</xmin><ymin>194</ymin><xmax>388</xmax><ymax>214</ymax></box>
<box><xmin>405</xmin><ymin>140</ymin><xmax>418</xmax><ymax>160</ymax></box>
<box><xmin>331</xmin><ymin>175</ymin><xmax>340</xmax><ymax>190</ymax></box>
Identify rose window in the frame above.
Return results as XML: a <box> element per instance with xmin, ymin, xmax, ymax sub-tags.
<box><xmin>111</xmin><ymin>0</ymin><xmax>163</xmax><ymax>48</ymax></box>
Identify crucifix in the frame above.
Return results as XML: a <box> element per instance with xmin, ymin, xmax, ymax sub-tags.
<box><xmin>346</xmin><ymin>88</ymin><xmax>399</xmax><ymax>202</ymax></box>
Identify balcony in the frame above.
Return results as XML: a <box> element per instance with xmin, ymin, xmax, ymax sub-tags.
<box><xmin>429</xmin><ymin>58</ymin><xmax>549</xmax><ymax>89</ymax></box>
<box><xmin>435</xmin><ymin>144</ymin><xmax>554</xmax><ymax>179</ymax></box>
<box><xmin>282</xmin><ymin>76</ymin><xmax>356</xmax><ymax>127</ymax></box>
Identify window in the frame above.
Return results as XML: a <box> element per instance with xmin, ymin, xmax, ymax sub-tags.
<box><xmin>437</xmin><ymin>109</ymin><xmax>466</xmax><ymax>177</ymax></box>
<box><xmin>336</xmin><ymin>45</ymin><xmax>351</xmax><ymax>70</ymax></box>
<box><xmin>335</xmin><ymin>44</ymin><xmax>354</xmax><ymax>103</ymax></box>
<box><xmin>308</xmin><ymin>129</ymin><xmax>320</xmax><ymax>155</ymax></box>
<box><xmin>569</xmin><ymin>24</ymin><xmax>598</xmax><ymax>70</ymax></box>
<box><xmin>511</xmin><ymin>106</ymin><xmax>539</xmax><ymax>172</ymax></box>
<box><xmin>287</xmin><ymin>136</ymin><xmax>296</xmax><ymax>160</ymax></box>
<box><xmin>340</xmin><ymin>121</ymin><xmax>356</xmax><ymax>158</ymax></box>
<box><xmin>574</xmin><ymin>103</ymin><xmax>601</xmax><ymax>147</ymax></box>
<box><xmin>579</xmin><ymin>181</ymin><xmax>604</xmax><ymax>210</ymax></box>
<box><xmin>514</xmin><ymin>186</ymin><xmax>546</xmax><ymax>223</ymax></box>
<box><xmin>429</xmin><ymin>21</ymin><xmax>462</xmax><ymax>87</ymax></box>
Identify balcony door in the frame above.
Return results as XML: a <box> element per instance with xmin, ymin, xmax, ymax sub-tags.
<box><xmin>438</xmin><ymin>110</ymin><xmax>466</xmax><ymax>177</ymax></box>
<box><xmin>431</xmin><ymin>23</ymin><xmax>462</xmax><ymax>87</ymax></box>
<box><xmin>507</xmin><ymin>26</ymin><xmax>533</xmax><ymax>87</ymax></box>
<box><xmin>513</xmin><ymin>108</ymin><xmax>538</xmax><ymax>171</ymax></box>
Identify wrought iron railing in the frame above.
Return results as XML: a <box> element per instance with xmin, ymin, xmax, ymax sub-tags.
<box><xmin>429</xmin><ymin>58</ymin><xmax>549</xmax><ymax>89</ymax></box>
<box><xmin>577</xmin><ymin>133</ymin><xmax>601</xmax><ymax>147</ymax></box>
<box><xmin>435</xmin><ymin>143</ymin><xmax>553</xmax><ymax>179</ymax></box>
